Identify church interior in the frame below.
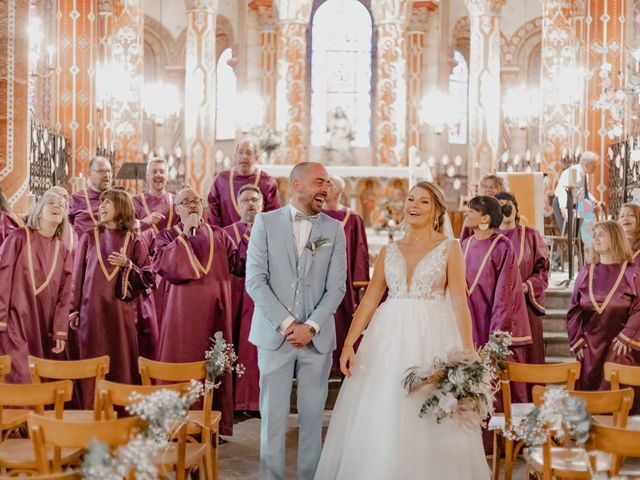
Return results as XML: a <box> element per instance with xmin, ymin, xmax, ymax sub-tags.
<box><xmin>2</xmin><ymin>0</ymin><xmax>640</xmax><ymax>478</ymax></box>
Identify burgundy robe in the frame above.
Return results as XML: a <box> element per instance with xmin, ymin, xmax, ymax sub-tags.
<box><xmin>132</xmin><ymin>192</ymin><xmax>177</xmax><ymax>235</ymax></box>
<box><xmin>0</xmin><ymin>228</ymin><xmax>73</xmax><ymax>383</ymax></box>
<box><xmin>153</xmin><ymin>223</ymin><xmax>242</xmax><ymax>435</ymax></box>
<box><xmin>322</xmin><ymin>208</ymin><xmax>370</xmax><ymax>375</ymax></box>
<box><xmin>224</xmin><ymin>221</ymin><xmax>259</xmax><ymax>411</ymax></box>
<box><xmin>72</xmin><ymin>227</ymin><xmax>152</xmax><ymax>407</ymax></box>
<box><xmin>500</xmin><ymin>225</ymin><xmax>550</xmax><ymax>364</ymax></box>
<box><xmin>0</xmin><ymin>212</ymin><xmax>20</xmax><ymax>249</ymax></box>
<box><xmin>207</xmin><ymin>168</ymin><xmax>280</xmax><ymax>227</ymax></box>
<box><xmin>567</xmin><ymin>263</ymin><xmax>640</xmax><ymax>400</ymax></box>
<box><xmin>68</xmin><ymin>188</ymin><xmax>102</xmax><ymax>240</ymax></box>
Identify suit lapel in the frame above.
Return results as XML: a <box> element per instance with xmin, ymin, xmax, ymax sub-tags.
<box><xmin>304</xmin><ymin>215</ymin><xmax>325</xmax><ymax>276</ymax></box>
<box><xmin>281</xmin><ymin>208</ymin><xmax>297</xmax><ymax>269</ymax></box>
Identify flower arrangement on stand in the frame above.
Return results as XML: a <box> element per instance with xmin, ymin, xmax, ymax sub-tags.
<box><xmin>401</xmin><ymin>331</ymin><xmax>512</xmax><ymax>431</ymax></box>
<box><xmin>205</xmin><ymin>331</ymin><xmax>245</xmax><ymax>389</ymax></box>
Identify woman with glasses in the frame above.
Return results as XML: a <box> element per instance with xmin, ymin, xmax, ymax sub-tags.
<box><xmin>0</xmin><ymin>191</ymin><xmax>73</xmax><ymax>383</ymax></box>
<box><xmin>70</xmin><ymin>188</ymin><xmax>153</xmax><ymax>407</ymax></box>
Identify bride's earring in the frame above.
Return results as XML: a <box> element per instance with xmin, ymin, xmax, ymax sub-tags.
<box><xmin>433</xmin><ymin>219</ymin><xmax>439</xmax><ymax>231</ymax></box>
<box><xmin>478</xmin><ymin>223</ymin><xmax>489</xmax><ymax>231</ymax></box>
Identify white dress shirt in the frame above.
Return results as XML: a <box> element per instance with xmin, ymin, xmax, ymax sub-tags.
<box><xmin>554</xmin><ymin>164</ymin><xmax>592</xmax><ymax>209</ymax></box>
<box><xmin>277</xmin><ymin>205</ymin><xmax>321</xmax><ymax>336</ymax></box>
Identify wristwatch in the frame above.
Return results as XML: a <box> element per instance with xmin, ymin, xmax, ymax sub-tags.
<box><xmin>307</xmin><ymin>325</ymin><xmax>317</xmax><ymax>337</ymax></box>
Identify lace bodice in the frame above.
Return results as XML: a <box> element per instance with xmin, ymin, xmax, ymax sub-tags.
<box><xmin>384</xmin><ymin>240</ymin><xmax>452</xmax><ymax>300</ymax></box>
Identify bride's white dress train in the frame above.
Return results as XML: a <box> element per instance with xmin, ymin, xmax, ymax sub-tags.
<box><xmin>314</xmin><ymin>240</ymin><xmax>490</xmax><ymax>480</ymax></box>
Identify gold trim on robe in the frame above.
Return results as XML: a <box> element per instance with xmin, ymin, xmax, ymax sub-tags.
<box><xmin>94</xmin><ymin>228</ymin><xmax>132</xmax><ymax>282</ymax></box>
<box><xmin>139</xmin><ymin>192</ymin><xmax>173</xmax><ymax>235</ymax></box>
<box><xmin>525</xmin><ymin>279</ymin><xmax>545</xmax><ymax>314</ymax></box>
<box><xmin>463</xmin><ymin>234</ymin><xmax>504</xmax><ymax>295</ymax></box>
<box><xmin>618</xmin><ymin>333</ymin><xmax>640</xmax><ymax>349</ymax></box>
<box><xmin>229</xmin><ymin>168</ymin><xmax>262</xmax><ymax>216</ymax></box>
<box><xmin>588</xmin><ymin>262</ymin><xmax>628</xmax><ymax>315</ymax></box>
<box><xmin>26</xmin><ymin>227</ymin><xmax>61</xmax><ymax>296</ymax></box>
<box><xmin>83</xmin><ymin>189</ymin><xmax>100</xmax><ymax>227</ymax></box>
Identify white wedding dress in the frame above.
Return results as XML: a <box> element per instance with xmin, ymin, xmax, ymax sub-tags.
<box><xmin>314</xmin><ymin>240</ymin><xmax>490</xmax><ymax>480</ymax></box>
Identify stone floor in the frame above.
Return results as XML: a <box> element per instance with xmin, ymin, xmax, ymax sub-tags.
<box><xmin>218</xmin><ymin>411</ymin><xmax>530</xmax><ymax>479</ymax></box>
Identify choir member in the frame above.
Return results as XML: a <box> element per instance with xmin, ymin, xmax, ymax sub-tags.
<box><xmin>0</xmin><ymin>187</ymin><xmax>21</xmax><ymax>248</ymax></box>
<box><xmin>618</xmin><ymin>202</ymin><xmax>640</xmax><ymax>265</ymax></box>
<box><xmin>68</xmin><ymin>156</ymin><xmax>112</xmax><ymax>240</ymax></box>
<box><xmin>567</xmin><ymin>220</ymin><xmax>640</xmax><ymax>393</ymax></box>
<box><xmin>153</xmin><ymin>188</ymin><xmax>243</xmax><ymax>436</ymax></box>
<box><xmin>322</xmin><ymin>175</ymin><xmax>370</xmax><ymax>375</ymax></box>
<box><xmin>46</xmin><ymin>186</ymin><xmax>75</xmax><ymax>252</ymax></box>
<box><xmin>497</xmin><ymin>192</ymin><xmax>550</xmax><ymax>364</ymax></box>
<box><xmin>132</xmin><ymin>158</ymin><xmax>177</xmax><ymax>236</ymax></box>
<box><xmin>461</xmin><ymin>196</ymin><xmax>531</xmax><ymax>391</ymax></box>
<box><xmin>459</xmin><ymin>175</ymin><xmax>505</xmax><ymax>241</ymax></box>
<box><xmin>224</xmin><ymin>184</ymin><xmax>263</xmax><ymax>414</ymax></box>
<box><xmin>0</xmin><ymin>191</ymin><xmax>73</xmax><ymax>383</ymax></box>
<box><xmin>71</xmin><ymin>188</ymin><xmax>153</xmax><ymax>406</ymax></box>
<box><xmin>207</xmin><ymin>139</ymin><xmax>280</xmax><ymax>227</ymax></box>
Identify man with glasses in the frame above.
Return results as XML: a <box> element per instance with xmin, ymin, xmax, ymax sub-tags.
<box><xmin>223</xmin><ymin>184</ymin><xmax>264</xmax><ymax>415</ymax></box>
<box><xmin>207</xmin><ymin>138</ymin><xmax>281</xmax><ymax>227</ymax></box>
<box><xmin>153</xmin><ymin>187</ymin><xmax>244</xmax><ymax>438</ymax></box>
<box><xmin>68</xmin><ymin>156</ymin><xmax>113</xmax><ymax>240</ymax></box>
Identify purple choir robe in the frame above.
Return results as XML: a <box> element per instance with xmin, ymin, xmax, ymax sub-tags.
<box><xmin>224</xmin><ymin>221</ymin><xmax>259</xmax><ymax>411</ymax></box>
<box><xmin>132</xmin><ymin>192</ymin><xmax>178</xmax><ymax>234</ymax></box>
<box><xmin>0</xmin><ymin>212</ymin><xmax>20</xmax><ymax>249</ymax></box>
<box><xmin>567</xmin><ymin>263</ymin><xmax>640</xmax><ymax>401</ymax></box>
<box><xmin>207</xmin><ymin>168</ymin><xmax>280</xmax><ymax>227</ymax></box>
<box><xmin>153</xmin><ymin>223</ymin><xmax>242</xmax><ymax>435</ymax></box>
<box><xmin>68</xmin><ymin>188</ymin><xmax>102</xmax><ymax>241</ymax></box>
<box><xmin>500</xmin><ymin>225</ymin><xmax>550</xmax><ymax>364</ymax></box>
<box><xmin>322</xmin><ymin>208</ymin><xmax>370</xmax><ymax>375</ymax></box>
<box><xmin>0</xmin><ymin>228</ymin><xmax>73</xmax><ymax>383</ymax></box>
<box><xmin>72</xmin><ymin>227</ymin><xmax>153</xmax><ymax>407</ymax></box>
<box><xmin>632</xmin><ymin>250</ymin><xmax>640</xmax><ymax>268</ymax></box>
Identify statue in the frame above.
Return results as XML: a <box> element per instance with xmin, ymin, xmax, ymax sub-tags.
<box><xmin>325</xmin><ymin>106</ymin><xmax>354</xmax><ymax>165</ymax></box>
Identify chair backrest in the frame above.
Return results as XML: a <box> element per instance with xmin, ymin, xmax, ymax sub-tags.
<box><xmin>0</xmin><ymin>471</ymin><xmax>82</xmax><ymax>480</ymax></box>
<box><xmin>96</xmin><ymin>379</ymin><xmax>193</xmax><ymax>420</ymax></box>
<box><xmin>28</xmin><ymin>356</ymin><xmax>110</xmax><ymax>417</ymax></box>
<box><xmin>532</xmin><ymin>386</ymin><xmax>634</xmax><ymax>428</ymax></box>
<box><xmin>604</xmin><ymin>362</ymin><xmax>640</xmax><ymax>389</ymax></box>
<box><xmin>138</xmin><ymin>357</ymin><xmax>206</xmax><ymax>384</ymax></box>
<box><xmin>0</xmin><ymin>356</ymin><xmax>10</xmax><ymax>383</ymax></box>
<box><xmin>28</xmin><ymin>414</ymin><xmax>142</xmax><ymax>474</ymax></box>
<box><xmin>588</xmin><ymin>423</ymin><xmax>640</xmax><ymax>476</ymax></box>
<box><xmin>501</xmin><ymin>362</ymin><xmax>581</xmax><ymax>426</ymax></box>
<box><xmin>0</xmin><ymin>380</ymin><xmax>73</xmax><ymax>422</ymax></box>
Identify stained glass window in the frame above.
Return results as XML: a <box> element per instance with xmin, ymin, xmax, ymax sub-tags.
<box><xmin>449</xmin><ymin>50</ymin><xmax>469</xmax><ymax>145</ymax></box>
<box><xmin>310</xmin><ymin>0</ymin><xmax>373</xmax><ymax>147</ymax></box>
<box><xmin>216</xmin><ymin>48</ymin><xmax>237</xmax><ymax>140</ymax></box>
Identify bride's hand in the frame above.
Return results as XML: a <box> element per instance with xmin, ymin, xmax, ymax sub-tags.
<box><xmin>340</xmin><ymin>345</ymin><xmax>356</xmax><ymax>377</ymax></box>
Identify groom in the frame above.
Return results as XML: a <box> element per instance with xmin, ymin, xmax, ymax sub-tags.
<box><xmin>246</xmin><ymin>161</ymin><xmax>346</xmax><ymax>480</ymax></box>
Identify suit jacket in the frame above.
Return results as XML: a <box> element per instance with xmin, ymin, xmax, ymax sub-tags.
<box><xmin>246</xmin><ymin>206</ymin><xmax>347</xmax><ymax>353</ymax></box>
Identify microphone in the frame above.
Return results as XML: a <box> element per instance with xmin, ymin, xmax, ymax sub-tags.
<box><xmin>190</xmin><ymin>226</ymin><xmax>197</xmax><ymax>237</ymax></box>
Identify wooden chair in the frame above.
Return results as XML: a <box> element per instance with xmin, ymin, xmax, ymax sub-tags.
<box><xmin>0</xmin><ymin>356</ymin><xmax>10</xmax><ymax>383</ymax></box>
<box><xmin>588</xmin><ymin>423</ymin><xmax>640</xmax><ymax>477</ymax></box>
<box><xmin>97</xmin><ymin>379</ymin><xmax>207</xmax><ymax>480</ymax></box>
<box><xmin>138</xmin><ymin>357</ymin><xmax>220</xmax><ymax>480</ymax></box>
<box><xmin>27</xmin><ymin>414</ymin><xmax>141</xmax><ymax>476</ymax></box>
<box><xmin>526</xmin><ymin>386</ymin><xmax>635</xmax><ymax>479</ymax></box>
<box><xmin>604</xmin><ymin>362</ymin><xmax>640</xmax><ymax>430</ymax></box>
<box><xmin>28</xmin><ymin>355</ymin><xmax>110</xmax><ymax>421</ymax></box>
<box><xmin>489</xmin><ymin>361</ymin><xmax>581</xmax><ymax>480</ymax></box>
<box><xmin>0</xmin><ymin>381</ymin><xmax>82</xmax><ymax>475</ymax></box>
<box><xmin>0</xmin><ymin>471</ymin><xmax>81</xmax><ymax>479</ymax></box>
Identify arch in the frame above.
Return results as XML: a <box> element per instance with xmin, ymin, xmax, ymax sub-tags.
<box><xmin>216</xmin><ymin>15</ymin><xmax>234</xmax><ymax>59</ymax></box>
<box><xmin>449</xmin><ymin>49</ymin><xmax>469</xmax><ymax>145</ymax></box>
<box><xmin>216</xmin><ymin>47</ymin><xmax>237</xmax><ymax>140</ymax></box>
<box><xmin>308</xmin><ymin>0</ymin><xmax>374</xmax><ymax>149</ymax></box>
<box><xmin>452</xmin><ymin>16</ymin><xmax>470</xmax><ymax>60</ymax></box>
<box><xmin>504</xmin><ymin>16</ymin><xmax>543</xmax><ymax>69</ymax></box>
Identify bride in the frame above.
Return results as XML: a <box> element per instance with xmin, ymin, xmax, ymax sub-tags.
<box><xmin>314</xmin><ymin>181</ymin><xmax>490</xmax><ymax>480</ymax></box>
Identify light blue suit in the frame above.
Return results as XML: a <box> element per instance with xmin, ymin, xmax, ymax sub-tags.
<box><xmin>246</xmin><ymin>206</ymin><xmax>346</xmax><ymax>480</ymax></box>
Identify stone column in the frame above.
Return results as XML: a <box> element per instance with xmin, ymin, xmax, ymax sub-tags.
<box><xmin>371</xmin><ymin>0</ymin><xmax>412</xmax><ymax>165</ymax></box>
<box><xmin>406</xmin><ymin>5</ymin><xmax>429</xmax><ymax>155</ymax></box>
<box><xmin>184</xmin><ymin>0</ymin><xmax>218</xmax><ymax>194</ymax></box>
<box><xmin>273</xmin><ymin>0</ymin><xmax>313</xmax><ymax>164</ymax></box>
<box><xmin>464</xmin><ymin>0</ymin><xmax>506</xmax><ymax>181</ymax></box>
<box><xmin>112</xmin><ymin>0</ymin><xmax>144</xmax><ymax>171</ymax></box>
<box><xmin>56</xmin><ymin>0</ymin><xmax>98</xmax><ymax>177</ymax></box>
<box><xmin>0</xmin><ymin>0</ymin><xmax>29</xmax><ymax>211</ymax></box>
<box><xmin>540</xmin><ymin>0</ymin><xmax>577</xmax><ymax>193</ymax></box>
<box><xmin>97</xmin><ymin>0</ymin><xmax>114</xmax><ymax>149</ymax></box>
<box><xmin>251</xmin><ymin>1</ymin><xmax>277</xmax><ymax>129</ymax></box>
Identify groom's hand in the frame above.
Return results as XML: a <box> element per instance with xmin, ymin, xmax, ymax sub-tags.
<box><xmin>285</xmin><ymin>324</ymin><xmax>314</xmax><ymax>349</ymax></box>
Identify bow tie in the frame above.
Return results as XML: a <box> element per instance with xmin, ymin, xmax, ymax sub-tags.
<box><xmin>294</xmin><ymin>212</ymin><xmax>318</xmax><ymax>223</ymax></box>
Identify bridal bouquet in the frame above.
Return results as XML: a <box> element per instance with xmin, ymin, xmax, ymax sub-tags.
<box><xmin>402</xmin><ymin>331</ymin><xmax>512</xmax><ymax>430</ymax></box>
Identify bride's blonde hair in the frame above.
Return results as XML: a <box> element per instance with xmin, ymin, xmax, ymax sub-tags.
<box><xmin>406</xmin><ymin>181</ymin><xmax>447</xmax><ymax>234</ymax></box>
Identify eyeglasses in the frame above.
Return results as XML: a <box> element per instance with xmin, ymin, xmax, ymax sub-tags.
<box><xmin>178</xmin><ymin>198</ymin><xmax>202</xmax><ymax>207</ymax></box>
<box><xmin>91</xmin><ymin>169</ymin><xmax>112</xmax><ymax>176</ymax></box>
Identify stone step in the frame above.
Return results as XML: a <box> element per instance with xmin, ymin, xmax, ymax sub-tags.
<box><xmin>545</xmin><ymin>355</ymin><xmax>577</xmax><ymax>364</ymax></box>
<box><xmin>542</xmin><ymin>308</ymin><xmax>568</xmax><ymax>332</ymax></box>
<box><xmin>545</xmin><ymin>289</ymin><xmax>572</xmax><ymax>310</ymax></box>
<box><xmin>543</xmin><ymin>331</ymin><xmax>571</xmax><ymax>357</ymax></box>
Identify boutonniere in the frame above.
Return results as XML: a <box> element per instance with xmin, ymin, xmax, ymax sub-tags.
<box><xmin>305</xmin><ymin>237</ymin><xmax>332</xmax><ymax>255</ymax></box>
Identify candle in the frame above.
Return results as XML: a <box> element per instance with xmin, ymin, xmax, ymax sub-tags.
<box><xmin>472</xmin><ymin>164</ymin><xmax>481</xmax><ymax>184</ymax></box>
<box><xmin>568</xmin><ymin>167</ymin><xmax>577</xmax><ymax>187</ymax></box>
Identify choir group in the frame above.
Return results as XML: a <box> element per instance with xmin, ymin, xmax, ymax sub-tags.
<box><xmin>0</xmin><ymin>145</ymin><xmax>639</xmax><ymax>440</ymax></box>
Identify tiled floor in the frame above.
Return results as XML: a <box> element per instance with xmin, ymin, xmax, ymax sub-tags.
<box><xmin>218</xmin><ymin>411</ymin><xmax>529</xmax><ymax>479</ymax></box>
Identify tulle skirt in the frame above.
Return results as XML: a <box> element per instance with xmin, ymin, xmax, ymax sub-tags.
<box><xmin>315</xmin><ymin>297</ymin><xmax>491</xmax><ymax>480</ymax></box>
